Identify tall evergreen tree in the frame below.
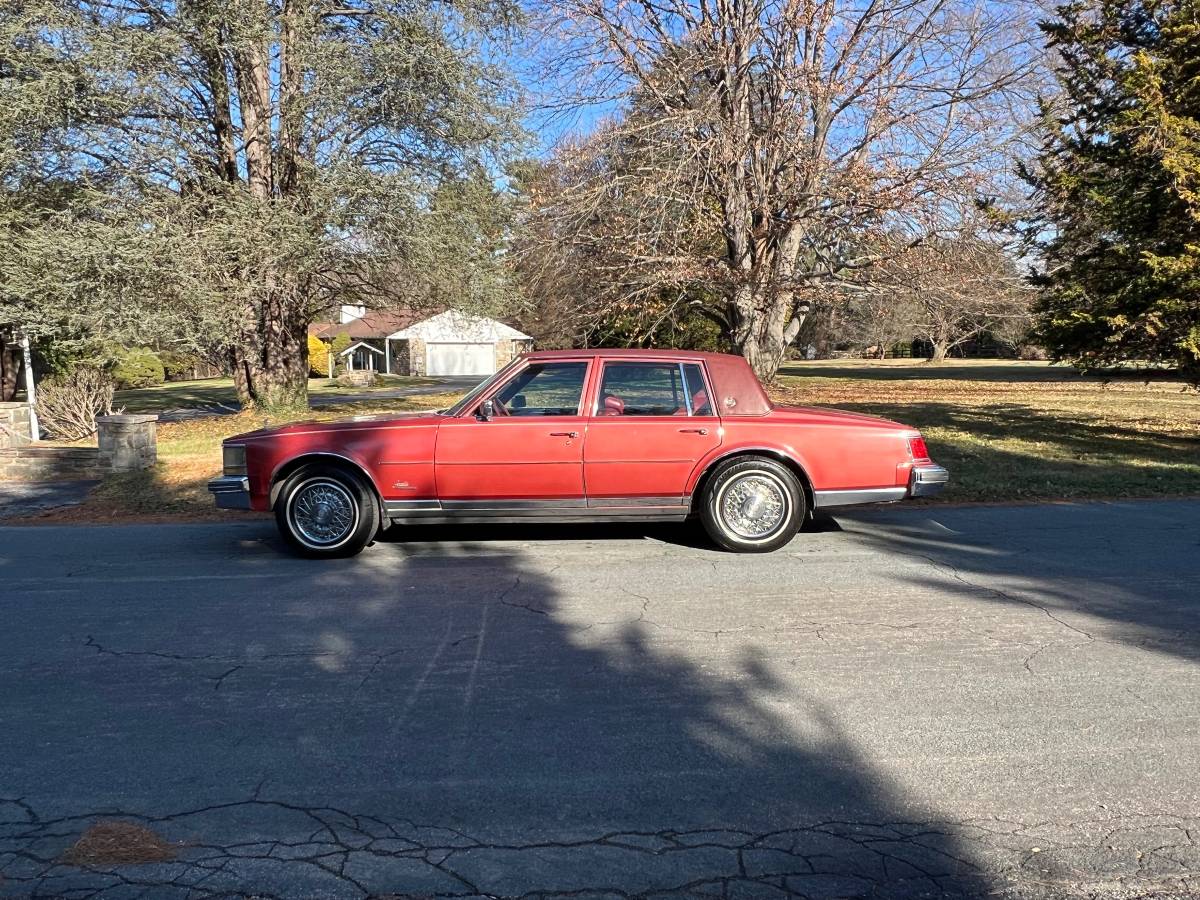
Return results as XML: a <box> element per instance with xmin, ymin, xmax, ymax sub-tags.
<box><xmin>1028</xmin><ymin>0</ymin><xmax>1200</xmax><ymax>382</ymax></box>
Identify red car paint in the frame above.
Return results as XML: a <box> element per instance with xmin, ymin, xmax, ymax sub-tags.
<box><xmin>216</xmin><ymin>349</ymin><xmax>946</xmax><ymax>517</ymax></box>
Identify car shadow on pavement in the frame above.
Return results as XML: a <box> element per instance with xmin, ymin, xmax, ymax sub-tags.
<box><xmin>377</xmin><ymin>510</ymin><xmax>843</xmax><ymax>552</ymax></box>
<box><xmin>0</xmin><ymin>527</ymin><xmax>995</xmax><ymax>898</ymax></box>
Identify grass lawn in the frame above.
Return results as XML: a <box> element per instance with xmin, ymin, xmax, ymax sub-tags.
<box><xmin>114</xmin><ymin>375</ymin><xmax>445</xmax><ymax>413</ymax></box>
<box><xmin>774</xmin><ymin>359</ymin><xmax>1200</xmax><ymax>502</ymax></box>
<box><xmin>21</xmin><ymin>359</ymin><xmax>1199</xmax><ymax>523</ymax></box>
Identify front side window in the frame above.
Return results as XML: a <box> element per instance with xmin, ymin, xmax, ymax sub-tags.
<box><xmin>490</xmin><ymin>362</ymin><xmax>588</xmax><ymax>416</ymax></box>
<box><xmin>596</xmin><ymin>362</ymin><xmax>709</xmax><ymax>416</ymax></box>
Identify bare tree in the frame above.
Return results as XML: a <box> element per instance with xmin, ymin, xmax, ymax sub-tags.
<box><xmin>886</xmin><ymin>236</ymin><xmax>1033</xmax><ymax>362</ymax></box>
<box><xmin>524</xmin><ymin>0</ymin><xmax>1040</xmax><ymax>379</ymax></box>
<box><xmin>841</xmin><ymin>291</ymin><xmax>919</xmax><ymax>359</ymax></box>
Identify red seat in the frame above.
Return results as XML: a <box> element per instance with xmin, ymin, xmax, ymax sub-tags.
<box><xmin>597</xmin><ymin>395</ymin><xmax>625</xmax><ymax>416</ymax></box>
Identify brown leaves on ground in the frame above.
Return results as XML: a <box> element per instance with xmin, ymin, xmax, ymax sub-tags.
<box><xmin>58</xmin><ymin>821</ymin><xmax>178</xmax><ymax>867</ymax></box>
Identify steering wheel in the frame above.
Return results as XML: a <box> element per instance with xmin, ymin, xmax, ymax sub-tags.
<box><xmin>490</xmin><ymin>395</ymin><xmax>510</xmax><ymax>417</ymax></box>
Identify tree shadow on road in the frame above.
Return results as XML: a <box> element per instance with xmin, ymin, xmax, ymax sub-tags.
<box><xmin>0</xmin><ymin>524</ymin><xmax>999</xmax><ymax>898</ymax></box>
<box><xmin>838</xmin><ymin>501</ymin><xmax>1200</xmax><ymax>665</ymax></box>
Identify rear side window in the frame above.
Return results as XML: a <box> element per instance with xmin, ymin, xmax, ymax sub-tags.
<box><xmin>682</xmin><ymin>363</ymin><xmax>713</xmax><ymax>415</ymax></box>
<box><xmin>596</xmin><ymin>362</ymin><xmax>711</xmax><ymax>416</ymax></box>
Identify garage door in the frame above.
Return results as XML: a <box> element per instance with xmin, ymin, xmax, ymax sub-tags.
<box><xmin>426</xmin><ymin>342</ymin><xmax>495</xmax><ymax>376</ymax></box>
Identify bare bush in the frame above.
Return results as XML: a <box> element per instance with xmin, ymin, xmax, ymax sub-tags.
<box><xmin>35</xmin><ymin>368</ymin><xmax>117</xmax><ymax>441</ymax></box>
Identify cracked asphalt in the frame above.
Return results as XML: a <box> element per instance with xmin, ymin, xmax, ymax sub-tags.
<box><xmin>1</xmin><ymin>499</ymin><xmax>1198</xmax><ymax>899</ymax></box>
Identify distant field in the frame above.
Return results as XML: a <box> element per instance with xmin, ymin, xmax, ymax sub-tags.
<box><xmin>774</xmin><ymin>359</ymin><xmax>1200</xmax><ymax>502</ymax></box>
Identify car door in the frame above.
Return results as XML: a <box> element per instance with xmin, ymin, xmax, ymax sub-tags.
<box><xmin>584</xmin><ymin>360</ymin><xmax>722</xmax><ymax>504</ymax></box>
<box><xmin>434</xmin><ymin>359</ymin><xmax>592</xmax><ymax>505</ymax></box>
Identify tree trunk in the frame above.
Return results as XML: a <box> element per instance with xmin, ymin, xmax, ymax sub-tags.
<box><xmin>231</xmin><ymin>302</ymin><xmax>310</xmax><ymax>412</ymax></box>
<box><xmin>930</xmin><ymin>340</ymin><xmax>950</xmax><ymax>363</ymax></box>
<box><xmin>0</xmin><ymin>333</ymin><xmax>19</xmax><ymax>402</ymax></box>
<box><xmin>728</xmin><ymin>286</ymin><xmax>807</xmax><ymax>382</ymax></box>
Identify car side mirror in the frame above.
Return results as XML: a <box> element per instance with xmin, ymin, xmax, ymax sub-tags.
<box><xmin>477</xmin><ymin>399</ymin><xmax>495</xmax><ymax>421</ymax></box>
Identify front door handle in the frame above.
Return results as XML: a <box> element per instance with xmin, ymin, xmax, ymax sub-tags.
<box><xmin>679</xmin><ymin>428</ymin><xmax>709</xmax><ymax>435</ymax></box>
<box><xmin>550</xmin><ymin>431</ymin><xmax>579</xmax><ymax>438</ymax></box>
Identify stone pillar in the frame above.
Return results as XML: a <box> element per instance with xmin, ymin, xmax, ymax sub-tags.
<box><xmin>0</xmin><ymin>402</ymin><xmax>33</xmax><ymax>449</ymax></box>
<box><xmin>97</xmin><ymin>414</ymin><xmax>158</xmax><ymax>472</ymax></box>
<box><xmin>409</xmin><ymin>338</ymin><xmax>427</xmax><ymax>376</ymax></box>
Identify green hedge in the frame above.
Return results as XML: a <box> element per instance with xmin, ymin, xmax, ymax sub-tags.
<box><xmin>113</xmin><ymin>347</ymin><xmax>166</xmax><ymax>389</ymax></box>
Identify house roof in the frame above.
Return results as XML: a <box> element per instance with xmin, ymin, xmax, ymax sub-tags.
<box><xmin>310</xmin><ymin>308</ymin><xmax>531</xmax><ymax>343</ymax></box>
<box><xmin>388</xmin><ymin>310</ymin><xmax>532</xmax><ymax>342</ymax></box>
<box><xmin>338</xmin><ymin>341</ymin><xmax>384</xmax><ymax>356</ymax></box>
<box><xmin>309</xmin><ymin>310</ymin><xmax>420</xmax><ymax>341</ymax></box>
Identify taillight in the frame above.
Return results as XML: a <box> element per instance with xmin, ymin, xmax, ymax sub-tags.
<box><xmin>908</xmin><ymin>435</ymin><xmax>930</xmax><ymax>461</ymax></box>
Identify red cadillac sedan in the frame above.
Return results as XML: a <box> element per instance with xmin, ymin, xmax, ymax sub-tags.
<box><xmin>209</xmin><ymin>349</ymin><xmax>947</xmax><ymax>557</ymax></box>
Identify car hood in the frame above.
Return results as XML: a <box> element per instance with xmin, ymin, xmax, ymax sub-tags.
<box><xmin>228</xmin><ymin>410</ymin><xmax>445</xmax><ymax>442</ymax></box>
<box><xmin>769</xmin><ymin>404</ymin><xmax>911</xmax><ymax>430</ymax></box>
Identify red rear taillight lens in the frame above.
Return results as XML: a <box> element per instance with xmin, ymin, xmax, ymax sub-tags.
<box><xmin>908</xmin><ymin>436</ymin><xmax>930</xmax><ymax>461</ymax></box>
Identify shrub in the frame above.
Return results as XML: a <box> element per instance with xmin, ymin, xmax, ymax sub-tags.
<box><xmin>112</xmin><ymin>347</ymin><xmax>165</xmax><ymax>389</ymax></box>
<box><xmin>308</xmin><ymin>334</ymin><xmax>332</xmax><ymax>377</ymax></box>
<box><xmin>35</xmin><ymin>368</ymin><xmax>117</xmax><ymax>440</ymax></box>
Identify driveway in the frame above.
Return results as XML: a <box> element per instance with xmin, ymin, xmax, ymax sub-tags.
<box><xmin>1</xmin><ymin>500</ymin><xmax>1198</xmax><ymax>898</ymax></box>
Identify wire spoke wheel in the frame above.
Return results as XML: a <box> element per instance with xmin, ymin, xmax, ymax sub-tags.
<box><xmin>288</xmin><ymin>478</ymin><xmax>358</xmax><ymax>548</ymax></box>
<box><xmin>717</xmin><ymin>471</ymin><xmax>790</xmax><ymax>540</ymax></box>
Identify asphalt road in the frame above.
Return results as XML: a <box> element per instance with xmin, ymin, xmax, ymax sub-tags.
<box><xmin>1</xmin><ymin>500</ymin><xmax>1198</xmax><ymax>899</ymax></box>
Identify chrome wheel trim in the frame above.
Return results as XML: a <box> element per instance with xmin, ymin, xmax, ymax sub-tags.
<box><xmin>287</xmin><ymin>477</ymin><xmax>359</xmax><ymax>550</ymax></box>
<box><xmin>714</xmin><ymin>469</ymin><xmax>792</xmax><ymax>544</ymax></box>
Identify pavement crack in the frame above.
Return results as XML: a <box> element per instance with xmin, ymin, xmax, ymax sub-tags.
<box><xmin>210</xmin><ymin>666</ymin><xmax>241</xmax><ymax>691</ymax></box>
<box><xmin>496</xmin><ymin>575</ymin><xmax>548</xmax><ymax>616</ymax></box>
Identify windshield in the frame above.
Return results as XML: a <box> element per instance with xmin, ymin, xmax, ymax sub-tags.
<box><xmin>445</xmin><ymin>357</ymin><xmax>524</xmax><ymax>417</ymax></box>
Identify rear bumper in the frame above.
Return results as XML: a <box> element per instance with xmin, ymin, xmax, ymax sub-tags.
<box><xmin>208</xmin><ymin>475</ymin><xmax>252</xmax><ymax>510</ymax></box>
<box><xmin>909</xmin><ymin>464</ymin><xmax>950</xmax><ymax>498</ymax></box>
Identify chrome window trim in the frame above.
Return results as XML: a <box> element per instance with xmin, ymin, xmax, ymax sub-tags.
<box><xmin>474</xmin><ymin>359</ymin><xmax>591</xmax><ymax>419</ymax></box>
<box><xmin>592</xmin><ymin>359</ymin><xmax>704</xmax><ymax>418</ymax></box>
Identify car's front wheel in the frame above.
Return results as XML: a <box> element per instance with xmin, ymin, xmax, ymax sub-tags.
<box><xmin>700</xmin><ymin>456</ymin><xmax>805</xmax><ymax>553</ymax></box>
<box><xmin>275</xmin><ymin>464</ymin><xmax>380</xmax><ymax>558</ymax></box>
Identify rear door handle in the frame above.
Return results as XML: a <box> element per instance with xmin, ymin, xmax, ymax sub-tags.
<box><xmin>550</xmin><ymin>431</ymin><xmax>579</xmax><ymax>438</ymax></box>
<box><xmin>679</xmin><ymin>428</ymin><xmax>709</xmax><ymax>435</ymax></box>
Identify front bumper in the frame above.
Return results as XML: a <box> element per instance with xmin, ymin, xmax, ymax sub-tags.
<box><xmin>208</xmin><ymin>475</ymin><xmax>252</xmax><ymax>510</ymax></box>
<box><xmin>910</xmin><ymin>464</ymin><xmax>950</xmax><ymax>498</ymax></box>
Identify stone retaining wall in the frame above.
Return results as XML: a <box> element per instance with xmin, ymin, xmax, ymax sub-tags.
<box><xmin>0</xmin><ymin>414</ymin><xmax>158</xmax><ymax>482</ymax></box>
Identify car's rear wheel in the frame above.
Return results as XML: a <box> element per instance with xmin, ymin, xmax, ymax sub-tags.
<box><xmin>275</xmin><ymin>464</ymin><xmax>380</xmax><ymax>558</ymax></box>
<box><xmin>700</xmin><ymin>456</ymin><xmax>805</xmax><ymax>553</ymax></box>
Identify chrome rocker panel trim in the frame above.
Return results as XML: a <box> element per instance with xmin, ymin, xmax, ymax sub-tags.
<box><xmin>384</xmin><ymin>496</ymin><xmax>689</xmax><ymax>525</ymax></box>
<box><xmin>811</xmin><ymin>487</ymin><xmax>908</xmax><ymax>509</ymax></box>
<box><xmin>208</xmin><ymin>476</ymin><xmax>252</xmax><ymax>510</ymax></box>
